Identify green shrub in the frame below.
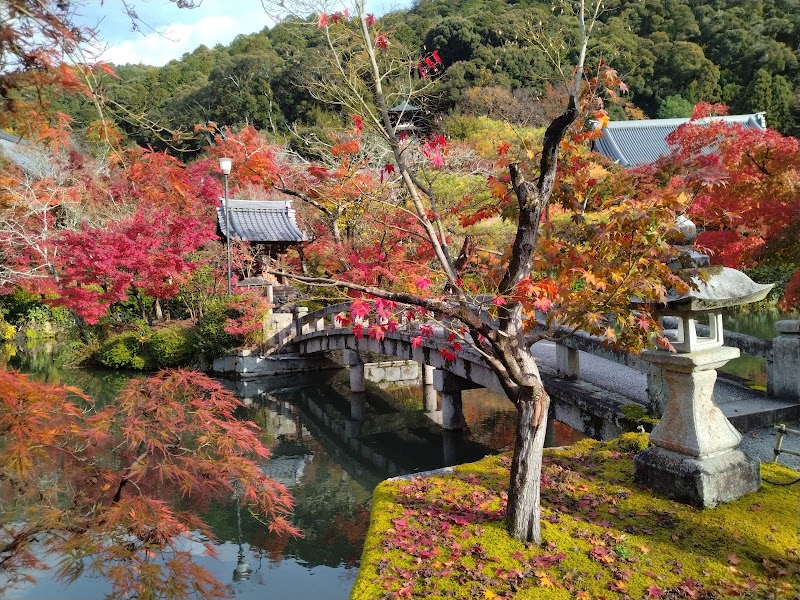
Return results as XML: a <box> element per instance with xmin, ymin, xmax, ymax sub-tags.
<box><xmin>57</xmin><ymin>339</ymin><xmax>97</xmax><ymax>368</ymax></box>
<box><xmin>195</xmin><ymin>298</ymin><xmax>239</xmax><ymax>360</ymax></box>
<box><xmin>0</xmin><ymin>288</ymin><xmax>44</xmax><ymax>325</ymax></box>
<box><xmin>97</xmin><ymin>331</ymin><xmax>153</xmax><ymax>370</ymax></box>
<box><xmin>146</xmin><ymin>325</ymin><xmax>197</xmax><ymax>368</ymax></box>
<box><xmin>441</xmin><ymin>115</ymin><xmax>482</xmax><ymax>139</ymax></box>
<box><xmin>744</xmin><ymin>262</ymin><xmax>796</xmax><ymax>304</ymax></box>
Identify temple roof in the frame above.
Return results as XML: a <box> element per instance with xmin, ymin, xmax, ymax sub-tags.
<box><xmin>593</xmin><ymin>113</ymin><xmax>767</xmax><ymax>167</ymax></box>
<box><xmin>217</xmin><ymin>199</ymin><xmax>307</xmax><ymax>243</ymax></box>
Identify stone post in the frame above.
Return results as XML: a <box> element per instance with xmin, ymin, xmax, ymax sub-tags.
<box><xmin>634</xmin><ymin>346</ymin><xmax>760</xmax><ymax>507</ymax></box>
<box><xmin>343</xmin><ymin>349</ymin><xmax>365</xmax><ymax>394</ymax></box>
<box><xmin>442</xmin><ymin>430</ymin><xmax>464</xmax><ymax>466</ymax></box>
<box><xmin>770</xmin><ymin>320</ymin><xmax>800</xmax><ymax>401</ymax></box>
<box><xmin>422</xmin><ymin>364</ymin><xmax>438</xmax><ymax>412</ymax></box>
<box><xmin>434</xmin><ymin>370</ymin><xmax>464</xmax><ymax>431</ymax></box>
<box><xmin>265</xmin><ymin>283</ymin><xmax>274</xmax><ymax>307</ymax></box>
<box><xmin>295</xmin><ymin>306</ymin><xmax>309</xmax><ymax>336</ymax></box>
<box><xmin>555</xmin><ymin>344</ymin><xmax>580</xmax><ymax>379</ymax></box>
<box><xmin>350</xmin><ymin>392</ymin><xmax>366</xmax><ymax>421</ymax></box>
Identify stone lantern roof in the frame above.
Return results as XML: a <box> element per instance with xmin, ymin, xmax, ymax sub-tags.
<box><xmin>662</xmin><ymin>267</ymin><xmax>774</xmax><ymax>313</ymax></box>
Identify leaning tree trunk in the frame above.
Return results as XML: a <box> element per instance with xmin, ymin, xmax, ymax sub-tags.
<box><xmin>506</xmin><ymin>387</ymin><xmax>551</xmax><ymax>544</ymax></box>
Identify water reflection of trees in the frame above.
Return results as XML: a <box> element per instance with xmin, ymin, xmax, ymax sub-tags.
<box><xmin>2</xmin><ymin>341</ymin><xmax>131</xmax><ymax>404</ymax></box>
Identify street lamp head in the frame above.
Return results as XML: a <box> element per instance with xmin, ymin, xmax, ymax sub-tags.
<box><xmin>219</xmin><ymin>157</ymin><xmax>233</xmax><ymax>175</ymax></box>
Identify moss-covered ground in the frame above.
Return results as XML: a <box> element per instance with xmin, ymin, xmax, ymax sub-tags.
<box><xmin>352</xmin><ymin>434</ymin><xmax>799</xmax><ymax>599</ymax></box>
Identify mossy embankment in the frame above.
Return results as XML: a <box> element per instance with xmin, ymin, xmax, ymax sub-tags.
<box><xmin>352</xmin><ymin>434</ymin><xmax>799</xmax><ymax>599</ymax></box>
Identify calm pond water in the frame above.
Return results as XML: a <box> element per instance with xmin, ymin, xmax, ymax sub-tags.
<box><xmin>720</xmin><ymin>308</ymin><xmax>800</xmax><ymax>386</ymax></box>
<box><xmin>1</xmin><ymin>344</ymin><xmax>581</xmax><ymax>600</ymax></box>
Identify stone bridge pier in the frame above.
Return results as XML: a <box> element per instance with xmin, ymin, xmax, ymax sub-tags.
<box><xmin>343</xmin><ymin>349</ymin><xmax>471</xmax><ymax>430</ymax></box>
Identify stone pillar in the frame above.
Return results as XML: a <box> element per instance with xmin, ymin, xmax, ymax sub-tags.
<box><xmin>422</xmin><ymin>365</ymin><xmax>438</xmax><ymax>411</ymax></box>
<box><xmin>442</xmin><ymin>430</ymin><xmax>464</xmax><ymax>466</ymax></box>
<box><xmin>350</xmin><ymin>392</ymin><xmax>366</xmax><ymax>421</ymax></box>
<box><xmin>343</xmin><ymin>349</ymin><xmax>365</xmax><ymax>394</ymax></box>
<box><xmin>295</xmin><ymin>306</ymin><xmax>309</xmax><ymax>336</ymax></box>
<box><xmin>434</xmin><ymin>370</ymin><xmax>464</xmax><ymax>431</ymax></box>
<box><xmin>770</xmin><ymin>320</ymin><xmax>800</xmax><ymax>401</ymax></box>
<box><xmin>555</xmin><ymin>344</ymin><xmax>579</xmax><ymax>379</ymax></box>
<box><xmin>265</xmin><ymin>283</ymin><xmax>274</xmax><ymax>307</ymax></box>
<box><xmin>634</xmin><ymin>346</ymin><xmax>760</xmax><ymax>508</ymax></box>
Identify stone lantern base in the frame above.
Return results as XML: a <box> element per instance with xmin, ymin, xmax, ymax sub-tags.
<box><xmin>633</xmin><ymin>447</ymin><xmax>760</xmax><ymax>508</ymax></box>
<box><xmin>634</xmin><ymin>346</ymin><xmax>761</xmax><ymax>507</ymax></box>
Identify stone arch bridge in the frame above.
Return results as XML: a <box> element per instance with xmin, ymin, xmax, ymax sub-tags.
<box><xmin>214</xmin><ymin>302</ymin><xmax>800</xmax><ymax>441</ymax></box>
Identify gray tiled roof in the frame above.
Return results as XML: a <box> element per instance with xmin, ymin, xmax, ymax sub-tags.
<box><xmin>217</xmin><ymin>199</ymin><xmax>308</xmax><ymax>243</ymax></box>
<box><xmin>594</xmin><ymin>113</ymin><xmax>766</xmax><ymax>167</ymax></box>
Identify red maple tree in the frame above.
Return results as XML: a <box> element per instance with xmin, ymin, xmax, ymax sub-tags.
<box><xmin>50</xmin><ymin>207</ymin><xmax>214</xmax><ymax>324</ymax></box>
<box><xmin>0</xmin><ymin>368</ymin><xmax>297</xmax><ymax>599</ymax></box>
<box><xmin>667</xmin><ymin>103</ymin><xmax>800</xmax><ymax>310</ymax></box>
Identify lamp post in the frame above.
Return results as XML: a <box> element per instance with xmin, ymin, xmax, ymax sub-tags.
<box><xmin>219</xmin><ymin>157</ymin><xmax>233</xmax><ymax>295</ymax></box>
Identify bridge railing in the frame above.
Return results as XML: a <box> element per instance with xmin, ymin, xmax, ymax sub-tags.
<box><xmin>551</xmin><ymin>318</ymin><xmax>800</xmax><ymax>407</ymax></box>
<box><xmin>287</xmin><ymin>302</ymin><xmax>800</xmax><ymax>405</ymax></box>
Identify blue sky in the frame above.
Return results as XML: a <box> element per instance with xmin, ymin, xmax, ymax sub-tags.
<box><xmin>76</xmin><ymin>0</ymin><xmax>412</xmax><ymax>66</ymax></box>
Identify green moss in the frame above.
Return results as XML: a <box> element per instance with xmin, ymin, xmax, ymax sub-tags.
<box><xmin>747</xmin><ymin>382</ymin><xmax>768</xmax><ymax>392</ymax></box>
<box><xmin>352</xmin><ymin>434</ymin><xmax>799</xmax><ymax>599</ymax></box>
<box><xmin>619</xmin><ymin>404</ymin><xmax>660</xmax><ymax>431</ymax></box>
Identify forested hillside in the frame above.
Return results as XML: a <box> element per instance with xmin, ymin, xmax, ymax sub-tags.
<box><xmin>70</xmin><ymin>0</ymin><xmax>800</xmax><ymax>150</ymax></box>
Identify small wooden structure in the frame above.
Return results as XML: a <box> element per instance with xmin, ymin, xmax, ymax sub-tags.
<box><xmin>388</xmin><ymin>100</ymin><xmax>427</xmax><ymax>135</ymax></box>
<box><xmin>216</xmin><ymin>198</ymin><xmax>307</xmax><ymax>291</ymax></box>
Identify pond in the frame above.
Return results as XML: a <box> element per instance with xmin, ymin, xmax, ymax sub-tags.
<box><xmin>719</xmin><ymin>307</ymin><xmax>799</xmax><ymax>386</ymax></box>
<box><xmin>1</xmin><ymin>344</ymin><xmax>581</xmax><ymax>600</ymax></box>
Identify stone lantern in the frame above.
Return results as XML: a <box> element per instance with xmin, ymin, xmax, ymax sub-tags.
<box><xmin>633</xmin><ymin>222</ymin><xmax>773</xmax><ymax>507</ymax></box>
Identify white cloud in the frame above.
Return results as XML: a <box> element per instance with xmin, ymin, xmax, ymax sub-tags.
<box><xmin>88</xmin><ymin>0</ymin><xmax>413</xmax><ymax>67</ymax></box>
<box><xmin>99</xmin><ymin>15</ymin><xmax>261</xmax><ymax>66</ymax></box>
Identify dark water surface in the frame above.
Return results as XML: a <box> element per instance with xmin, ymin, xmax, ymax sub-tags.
<box><xmin>1</xmin><ymin>345</ymin><xmax>583</xmax><ymax>600</ymax></box>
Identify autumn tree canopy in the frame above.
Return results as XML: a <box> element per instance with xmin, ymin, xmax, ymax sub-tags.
<box><xmin>0</xmin><ymin>369</ymin><xmax>297</xmax><ymax>599</ymax></box>
<box><xmin>667</xmin><ymin>103</ymin><xmax>800</xmax><ymax>310</ymax></box>
<box><xmin>266</xmin><ymin>0</ymin><xmax>689</xmax><ymax>545</ymax></box>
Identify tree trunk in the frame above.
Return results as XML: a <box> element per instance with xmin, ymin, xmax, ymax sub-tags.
<box><xmin>506</xmin><ymin>389</ymin><xmax>551</xmax><ymax>544</ymax></box>
<box><xmin>130</xmin><ymin>287</ymin><xmax>150</xmax><ymax>325</ymax></box>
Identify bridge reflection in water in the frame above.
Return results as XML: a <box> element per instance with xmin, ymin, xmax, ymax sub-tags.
<box><xmin>229</xmin><ymin>370</ymin><xmax>583</xmax><ymax>484</ymax></box>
